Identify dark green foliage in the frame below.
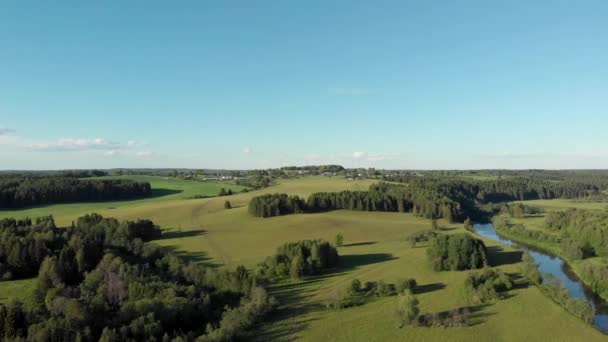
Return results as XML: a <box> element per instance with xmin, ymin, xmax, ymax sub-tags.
<box><xmin>544</xmin><ymin>209</ymin><xmax>608</xmax><ymax>258</ymax></box>
<box><xmin>464</xmin><ymin>268</ymin><xmax>513</xmax><ymax>303</ymax></box>
<box><xmin>0</xmin><ymin>176</ymin><xmax>150</xmax><ymax>209</ymax></box>
<box><xmin>396</xmin><ymin>278</ymin><xmax>417</xmax><ymax>294</ymax></box>
<box><xmin>579</xmin><ymin>262</ymin><xmax>608</xmax><ymax>300</ymax></box>
<box><xmin>500</xmin><ymin>203</ymin><xmax>543</xmax><ymax>218</ymax></box>
<box><xmin>520</xmin><ymin>252</ymin><xmax>542</xmax><ymax>285</ymax></box>
<box><xmin>0</xmin><ymin>214</ymin><xmax>274</xmax><ymax>341</ymax></box>
<box><xmin>418</xmin><ymin>307</ymin><xmax>470</xmax><ymax>327</ymax></box>
<box><xmin>328</xmin><ymin>277</ymin><xmax>411</xmax><ymax>310</ymax></box>
<box><xmin>248</xmin><ymin>193</ymin><xmax>306</xmax><ymax>217</ymax></box>
<box><xmin>541</xmin><ymin>275</ymin><xmax>595</xmax><ymax>324</ymax></box>
<box><xmin>427</xmin><ymin>234</ymin><xmax>488</xmax><ymax>271</ymax></box>
<box><xmin>406</xmin><ymin>230</ymin><xmax>437</xmax><ymax>248</ymax></box>
<box><xmin>256</xmin><ymin>240</ymin><xmax>338</xmax><ymax>279</ymax></box>
<box><xmin>492</xmin><ymin>216</ymin><xmax>561</xmax><ymax>244</ymax></box>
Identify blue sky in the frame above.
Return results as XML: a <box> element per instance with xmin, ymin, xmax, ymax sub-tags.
<box><xmin>1</xmin><ymin>1</ymin><xmax>607</xmax><ymax>170</ymax></box>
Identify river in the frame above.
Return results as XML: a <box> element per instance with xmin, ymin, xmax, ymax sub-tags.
<box><xmin>474</xmin><ymin>223</ymin><xmax>608</xmax><ymax>333</ymax></box>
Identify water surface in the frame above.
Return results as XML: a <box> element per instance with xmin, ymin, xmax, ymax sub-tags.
<box><xmin>474</xmin><ymin>223</ymin><xmax>608</xmax><ymax>333</ymax></box>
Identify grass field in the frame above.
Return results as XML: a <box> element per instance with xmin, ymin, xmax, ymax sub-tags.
<box><xmin>0</xmin><ymin>175</ymin><xmax>249</xmax><ymax>226</ymax></box>
<box><xmin>0</xmin><ymin>176</ymin><xmax>605</xmax><ymax>341</ymax></box>
<box><xmin>516</xmin><ymin>199</ymin><xmax>608</xmax><ymax>211</ymax></box>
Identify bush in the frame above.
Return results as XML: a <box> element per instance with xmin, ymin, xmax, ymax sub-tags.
<box><xmin>395</xmin><ymin>291</ymin><xmax>419</xmax><ymax>328</ymax></box>
<box><xmin>464</xmin><ymin>268</ymin><xmax>513</xmax><ymax>303</ymax></box>
<box><xmin>396</xmin><ymin>278</ymin><xmax>417</xmax><ymax>294</ymax></box>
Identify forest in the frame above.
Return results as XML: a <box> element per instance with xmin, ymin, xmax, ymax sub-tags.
<box><xmin>249</xmin><ymin>176</ymin><xmax>598</xmax><ymax>221</ymax></box>
<box><xmin>0</xmin><ymin>214</ymin><xmax>273</xmax><ymax>341</ymax></box>
<box><xmin>0</xmin><ymin>176</ymin><xmax>151</xmax><ymax>209</ymax></box>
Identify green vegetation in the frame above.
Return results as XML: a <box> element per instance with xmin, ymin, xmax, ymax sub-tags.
<box><xmin>0</xmin><ymin>214</ymin><xmax>273</xmax><ymax>341</ymax></box>
<box><xmin>256</xmin><ymin>240</ymin><xmax>338</xmax><ymax>280</ymax></box>
<box><xmin>0</xmin><ymin>176</ymin><xmax>605</xmax><ymax>341</ymax></box>
<box><xmin>0</xmin><ymin>175</ymin><xmax>150</xmax><ymax>209</ymax></box>
<box><xmin>464</xmin><ymin>268</ymin><xmax>513</xmax><ymax>304</ymax></box>
<box><xmin>426</xmin><ymin>234</ymin><xmax>488</xmax><ymax>271</ymax></box>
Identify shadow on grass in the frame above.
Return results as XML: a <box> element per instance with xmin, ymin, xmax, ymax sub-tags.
<box><xmin>157</xmin><ymin>229</ymin><xmax>207</xmax><ymax>240</ymax></box>
<box><xmin>338</xmin><ymin>253</ymin><xmax>398</xmax><ymax>271</ymax></box>
<box><xmin>148</xmin><ymin>188</ymin><xmax>183</xmax><ymax>198</ymax></box>
<box><xmin>161</xmin><ymin>245</ymin><xmax>219</xmax><ymax>267</ymax></box>
<box><xmin>486</xmin><ymin>246</ymin><xmax>523</xmax><ymax>267</ymax></box>
<box><xmin>252</xmin><ymin>276</ymin><xmax>328</xmax><ymax>341</ymax></box>
<box><xmin>466</xmin><ymin>303</ymin><xmax>497</xmax><ymax>326</ymax></box>
<box><xmin>415</xmin><ymin>282</ymin><xmax>446</xmax><ymax>294</ymax></box>
<box><xmin>342</xmin><ymin>241</ymin><xmax>377</xmax><ymax>247</ymax></box>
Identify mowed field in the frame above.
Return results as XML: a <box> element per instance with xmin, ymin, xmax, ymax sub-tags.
<box><xmin>0</xmin><ymin>176</ymin><xmax>605</xmax><ymax>341</ymax></box>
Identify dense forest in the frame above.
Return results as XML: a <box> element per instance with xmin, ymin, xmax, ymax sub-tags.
<box><xmin>0</xmin><ymin>176</ymin><xmax>151</xmax><ymax>209</ymax></box>
<box><xmin>249</xmin><ymin>176</ymin><xmax>600</xmax><ymax>222</ymax></box>
<box><xmin>0</xmin><ymin>214</ymin><xmax>273</xmax><ymax>341</ymax></box>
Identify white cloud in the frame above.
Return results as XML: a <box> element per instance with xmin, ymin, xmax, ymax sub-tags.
<box><xmin>25</xmin><ymin>137</ymin><xmax>148</xmax><ymax>153</ymax></box>
<box><xmin>135</xmin><ymin>151</ymin><xmax>155</xmax><ymax>158</ymax></box>
<box><xmin>352</xmin><ymin>151</ymin><xmax>368</xmax><ymax>159</ymax></box>
<box><xmin>0</xmin><ymin>127</ymin><xmax>16</xmax><ymax>135</ymax></box>
<box><xmin>104</xmin><ymin>150</ymin><xmax>118</xmax><ymax>157</ymax></box>
<box><xmin>243</xmin><ymin>147</ymin><xmax>252</xmax><ymax>154</ymax></box>
<box><xmin>26</xmin><ymin>138</ymin><xmax>121</xmax><ymax>151</ymax></box>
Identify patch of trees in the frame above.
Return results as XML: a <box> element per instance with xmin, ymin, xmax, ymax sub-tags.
<box><xmin>463</xmin><ymin>268</ymin><xmax>513</xmax><ymax>304</ymax></box>
<box><xmin>0</xmin><ymin>176</ymin><xmax>151</xmax><ymax>209</ymax></box>
<box><xmin>0</xmin><ymin>214</ymin><xmax>275</xmax><ymax>341</ymax></box>
<box><xmin>492</xmin><ymin>216</ymin><xmax>561</xmax><ymax>244</ymax></box>
<box><xmin>426</xmin><ymin>234</ymin><xmax>488</xmax><ymax>271</ymax></box>
<box><xmin>544</xmin><ymin>209</ymin><xmax>608</xmax><ymax>259</ymax></box>
<box><xmin>256</xmin><ymin>240</ymin><xmax>338</xmax><ymax>280</ymax></box>
<box><xmin>327</xmin><ymin>278</ymin><xmax>417</xmax><ymax>309</ymax></box>
<box><xmin>248</xmin><ymin>193</ymin><xmax>306</xmax><ymax>218</ymax></box>
<box><xmin>499</xmin><ymin>203</ymin><xmax>543</xmax><ymax>218</ymax></box>
<box><xmin>540</xmin><ymin>275</ymin><xmax>595</xmax><ymax>324</ymax></box>
<box><xmin>580</xmin><ymin>262</ymin><xmax>608</xmax><ymax>300</ymax></box>
<box><xmin>406</xmin><ymin>230</ymin><xmax>437</xmax><ymax>248</ymax></box>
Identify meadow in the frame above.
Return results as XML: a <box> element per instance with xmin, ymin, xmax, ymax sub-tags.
<box><xmin>0</xmin><ymin>176</ymin><xmax>605</xmax><ymax>341</ymax></box>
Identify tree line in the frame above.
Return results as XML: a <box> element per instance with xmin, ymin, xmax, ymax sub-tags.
<box><xmin>249</xmin><ymin>176</ymin><xmax>598</xmax><ymax>222</ymax></box>
<box><xmin>0</xmin><ymin>176</ymin><xmax>151</xmax><ymax>209</ymax></box>
<box><xmin>0</xmin><ymin>214</ymin><xmax>274</xmax><ymax>341</ymax></box>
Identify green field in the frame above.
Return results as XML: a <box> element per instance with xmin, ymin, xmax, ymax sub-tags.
<box><xmin>516</xmin><ymin>199</ymin><xmax>608</xmax><ymax>211</ymax></box>
<box><xmin>0</xmin><ymin>175</ymin><xmax>248</xmax><ymax>226</ymax></box>
<box><xmin>0</xmin><ymin>176</ymin><xmax>605</xmax><ymax>341</ymax></box>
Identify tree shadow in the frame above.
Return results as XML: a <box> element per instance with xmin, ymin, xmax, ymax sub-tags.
<box><xmin>338</xmin><ymin>253</ymin><xmax>398</xmax><ymax>271</ymax></box>
<box><xmin>342</xmin><ymin>241</ymin><xmax>377</xmax><ymax>247</ymax></box>
<box><xmin>466</xmin><ymin>303</ymin><xmax>497</xmax><ymax>326</ymax></box>
<box><xmin>157</xmin><ymin>229</ymin><xmax>207</xmax><ymax>240</ymax></box>
<box><xmin>161</xmin><ymin>245</ymin><xmax>219</xmax><ymax>267</ymax></box>
<box><xmin>440</xmin><ymin>227</ymin><xmax>458</xmax><ymax>231</ymax></box>
<box><xmin>486</xmin><ymin>246</ymin><xmax>523</xmax><ymax>267</ymax></box>
<box><xmin>415</xmin><ymin>282</ymin><xmax>446</xmax><ymax>294</ymax></box>
<box><xmin>251</xmin><ymin>277</ymin><xmax>326</xmax><ymax>341</ymax></box>
<box><xmin>148</xmin><ymin>188</ymin><xmax>183</xmax><ymax>198</ymax></box>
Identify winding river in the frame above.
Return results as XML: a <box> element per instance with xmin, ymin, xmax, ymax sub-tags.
<box><xmin>474</xmin><ymin>223</ymin><xmax>608</xmax><ymax>333</ymax></box>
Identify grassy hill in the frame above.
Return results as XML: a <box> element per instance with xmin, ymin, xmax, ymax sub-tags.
<box><xmin>0</xmin><ymin>176</ymin><xmax>605</xmax><ymax>341</ymax></box>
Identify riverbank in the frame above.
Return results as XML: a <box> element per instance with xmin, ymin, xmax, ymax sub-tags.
<box><xmin>491</xmin><ymin>217</ymin><xmax>608</xmax><ymax>302</ymax></box>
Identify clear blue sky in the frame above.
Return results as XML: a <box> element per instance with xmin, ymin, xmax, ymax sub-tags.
<box><xmin>1</xmin><ymin>1</ymin><xmax>607</xmax><ymax>170</ymax></box>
